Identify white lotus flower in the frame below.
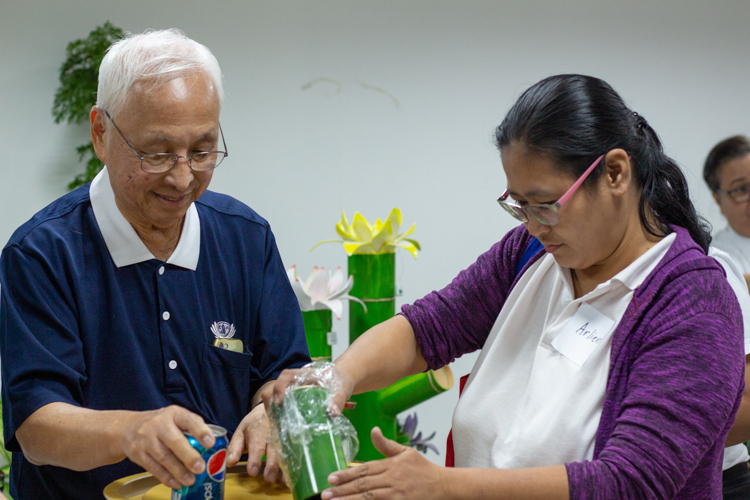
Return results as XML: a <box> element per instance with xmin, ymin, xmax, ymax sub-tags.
<box><xmin>287</xmin><ymin>266</ymin><xmax>367</xmax><ymax>320</ymax></box>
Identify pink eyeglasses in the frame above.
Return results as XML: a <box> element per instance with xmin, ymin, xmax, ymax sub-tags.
<box><xmin>497</xmin><ymin>155</ymin><xmax>605</xmax><ymax>226</ymax></box>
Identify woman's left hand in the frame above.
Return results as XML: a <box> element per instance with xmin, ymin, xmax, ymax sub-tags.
<box><xmin>321</xmin><ymin>427</ymin><xmax>448</xmax><ymax>500</ymax></box>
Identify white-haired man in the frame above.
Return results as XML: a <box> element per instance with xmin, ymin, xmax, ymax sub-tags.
<box><xmin>0</xmin><ymin>29</ymin><xmax>310</xmax><ymax>499</ymax></box>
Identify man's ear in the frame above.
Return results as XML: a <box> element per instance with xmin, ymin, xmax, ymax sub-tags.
<box><xmin>604</xmin><ymin>148</ymin><xmax>631</xmax><ymax>197</ymax></box>
<box><xmin>90</xmin><ymin>107</ymin><xmax>108</xmax><ymax>165</ymax></box>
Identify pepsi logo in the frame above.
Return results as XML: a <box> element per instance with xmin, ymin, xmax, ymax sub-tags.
<box><xmin>206</xmin><ymin>449</ymin><xmax>226</xmax><ymax>481</ymax></box>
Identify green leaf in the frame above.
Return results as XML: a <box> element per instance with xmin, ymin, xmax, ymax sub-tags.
<box><xmin>52</xmin><ymin>21</ymin><xmax>124</xmax><ymax>125</ymax></box>
<box><xmin>404</xmin><ymin>238</ymin><xmax>421</xmax><ymax>251</ymax></box>
<box><xmin>52</xmin><ymin>22</ymin><xmax>122</xmax><ymax>190</ymax></box>
<box><xmin>309</xmin><ymin>239</ymin><xmax>342</xmax><ymax>252</ymax></box>
<box><xmin>67</xmin><ymin>142</ymin><xmax>104</xmax><ymax>191</ymax></box>
<box><xmin>393</xmin><ymin>240</ymin><xmax>419</xmax><ymax>259</ymax></box>
<box><xmin>0</xmin><ymin>398</ymin><xmax>11</xmax><ymax>486</ymax></box>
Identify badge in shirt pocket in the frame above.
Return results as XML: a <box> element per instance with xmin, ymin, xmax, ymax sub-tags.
<box><xmin>550</xmin><ymin>303</ymin><xmax>615</xmax><ymax>367</ymax></box>
<box><xmin>211</xmin><ymin>321</ymin><xmax>244</xmax><ymax>353</ymax></box>
<box><xmin>213</xmin><ymin>338</ymin><xmax>244</xmax><ymax>353</ymax></box>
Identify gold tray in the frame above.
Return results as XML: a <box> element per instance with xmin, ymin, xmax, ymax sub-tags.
<box><xmin>103</xmin><ymin>463</ymin><xmax>292</xmax><ymax>499</ymax></box>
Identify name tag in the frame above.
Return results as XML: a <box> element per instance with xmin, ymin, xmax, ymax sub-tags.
<box><xmin>550</xmin><ymin>303</ymin><xmax>615</xmax><ymax>367</ymax></box>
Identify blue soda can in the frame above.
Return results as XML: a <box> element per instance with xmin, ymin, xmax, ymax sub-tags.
<box><xmin>171</xmin><ymin>424</ymin><xmax>228</xmax><ymax>500</ymax></box>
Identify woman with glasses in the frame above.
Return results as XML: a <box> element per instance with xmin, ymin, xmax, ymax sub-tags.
<box><xmin>702</xmin><ymin>136</ymin><xmax>750</xmax><ymax>498</ymax></box>
<box><xmin>704</xmin><ymin>136</ymin><xmax>750</xmax><ymax>283</ymax></box>
<box><xmin>271</xmin><ymin>74</ymin><xmax>745</xmax><ymax>499</ymax></box>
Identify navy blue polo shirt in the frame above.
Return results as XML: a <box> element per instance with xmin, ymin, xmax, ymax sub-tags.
<box><xmin>0</xmin><ymin>168</ymin><xmax>310</xmax><ymax>499</ymax></box>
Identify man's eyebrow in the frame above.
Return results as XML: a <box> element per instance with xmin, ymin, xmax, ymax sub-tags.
<box><xmin>138</xmin><ymin>130</ymin><xmax>217</xmax><ymax>145</ymax></box>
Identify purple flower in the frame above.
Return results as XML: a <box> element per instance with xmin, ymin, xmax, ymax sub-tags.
<box><xmin>398</xmin><ymin>413</ymin><xmax>439</xmax><ymax>455</ymax></box>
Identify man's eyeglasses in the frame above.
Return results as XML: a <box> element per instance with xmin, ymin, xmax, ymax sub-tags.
<box><xmin>497</xmin><ymin>155</ymin><xmax>605</xmax><ymax>226</ymax></box>
<box><xmin>714</xmin><ymin>184</ymin><xmax>750</xmax><ymax>205</ymax></box>
<box><xmin>103</xmin><ymin>109</ymin><xmax>228</xmax><ymax>174</ymax></box>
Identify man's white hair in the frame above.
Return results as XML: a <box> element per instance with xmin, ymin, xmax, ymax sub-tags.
<box><xmin>96</xmin><ymin>28</ymin><xmax>224</xmax><ymax>118</ymax></box>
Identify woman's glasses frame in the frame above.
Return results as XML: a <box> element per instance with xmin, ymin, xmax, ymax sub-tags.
<box><xmin>497</xmin><ymin>154</ymin><xmax>605</xmax><ymax>226</ymax></box>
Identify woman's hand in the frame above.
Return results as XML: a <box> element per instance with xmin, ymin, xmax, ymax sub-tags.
<box><xmin>264</xmin><ymin>365</ymin><xmax>355</xmax><ymax>417</ymax></box>
<box><xmin>321</xmin><ymin>427</ymin><xmax>448</xmax><ymax>500</ymax></box>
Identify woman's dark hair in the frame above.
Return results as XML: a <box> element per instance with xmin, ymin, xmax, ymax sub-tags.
<box><xmin>703</xmin><ymin>135</ymin><xmax>750</xmax><ymax>192</ymax></box>
<box><xmin>495</xmin><ymin>74</ymin><xmax>712</xmax><ymax>253</ymax></box>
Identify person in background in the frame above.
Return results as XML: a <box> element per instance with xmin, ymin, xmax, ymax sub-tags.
<box><xmin>704</xmin><ymin>136</ymin><xmax>750</xmax><ymax>287</ymax></box>
<box><xmin>703</xmin><ymin>136</ymin><xmax>750</xmax><ymax>497</ymax></box>
<box><xmin>709</xmin><ymin>247</ymin><xmax>750</xmax><ymax>499</ymax></box>
<box><xmin>0</xmin><ymin>29</ymin><xmax>309</xmax><ymax>499</ymax></box>
<box><xmin>270</xmin><ymin>74</ymin><xmax>745</xmax><ymax>499</ymax></box>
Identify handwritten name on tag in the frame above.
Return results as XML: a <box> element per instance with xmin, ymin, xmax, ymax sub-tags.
<box><xmin>550</xmin><ymin>303</ymin><xmax>615</xmax><ymax>367</ymax></box>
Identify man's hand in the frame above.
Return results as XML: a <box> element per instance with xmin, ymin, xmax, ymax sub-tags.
<box><xmin>226</xmin><ymin>403</ymin><xmax>282</xmax><ymax>483</ymax></box>
<box><xmin>120</xmin><ymin>405</ymin><xmax>215</xmax><ymax>490</ymax></box>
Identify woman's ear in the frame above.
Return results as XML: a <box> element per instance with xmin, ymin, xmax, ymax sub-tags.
<box><xmin>604</xmin><ymin>149</ymin><xmax>631</xmax><ymax>197</ymax></box>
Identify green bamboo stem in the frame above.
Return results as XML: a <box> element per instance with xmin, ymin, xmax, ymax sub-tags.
<box><xmin>347</xmin><ymin>253</ymin><xmax>395</xmax><ymax>343</ymax></box>
<box><xmin>343</xmin><ymin>253</ymin><xmax>456</xmax><ymax>460</ymax></box>
<box><xmin>378</xmin><ymin>367</ymin><xmax>454</xmax><ymax>417</ymax></box>
<box><xmin>302</xmin><ymin>309</ymin><xmax>333</xmax><ymax>361</ymax></box>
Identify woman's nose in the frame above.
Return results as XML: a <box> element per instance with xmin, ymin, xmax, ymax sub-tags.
<box><xmin>524</xmin><ymin>215</ymin><xmax>549</xmax><ymax>238</ymax></box>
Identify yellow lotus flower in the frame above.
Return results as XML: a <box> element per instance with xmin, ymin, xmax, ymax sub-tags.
<box><xmin>312</xmin><ymin>208</ymin><xmax>421</xmax><ymax>258</ymax></box>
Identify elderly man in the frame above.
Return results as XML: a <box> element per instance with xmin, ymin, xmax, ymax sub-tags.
<box><xmin>0</xmin><ymin>29</ymin><xmax>309</xmax><ymax>499</ymax></box>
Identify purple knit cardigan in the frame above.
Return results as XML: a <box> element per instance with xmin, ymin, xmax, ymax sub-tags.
<box><xmin>401</xmin><ymin>225</ymin><xmax>745</xmax><ymax>499</ymax></box>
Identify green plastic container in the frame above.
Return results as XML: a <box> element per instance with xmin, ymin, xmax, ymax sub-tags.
<box><xmin>302</xmin><ymin>309</ymin><xmax>333</xmax><ymax>361</ymax></box>
<box><xmin>270</xmin><ymin>386</ymin><xmax>347</xmax><ymax>500</ymax></box>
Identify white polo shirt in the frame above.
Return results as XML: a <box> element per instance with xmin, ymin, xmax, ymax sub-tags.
<box><xmin>710</xmin><ymin>247</ymin><xmax>750</xmax><ymax>470</ymax></box>
<box><xmin>713</xmin><ymin>225</ymin><xmax>750</xmax><ymax>275</ymax></box>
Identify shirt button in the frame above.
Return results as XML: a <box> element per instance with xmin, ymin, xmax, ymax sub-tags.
<box><xmin>162</xmin><ymin>311</ymin><xmax>170</xmax><ymax>321</ymax></box>
<box><xmin>169</xmin><ymin>360</ymin><xmax>177</xmax><ymax>370</ymax></box>
<box><xmin>159</xmin><ymin>266</ymin><xmax>165</xmax><ymax>275</ymax></box>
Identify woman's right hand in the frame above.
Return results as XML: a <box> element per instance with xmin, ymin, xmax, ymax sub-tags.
<box><xmin>264</xmin><ymin>364</ymin><xmax>355</xmax><ymax>417</ymax></box>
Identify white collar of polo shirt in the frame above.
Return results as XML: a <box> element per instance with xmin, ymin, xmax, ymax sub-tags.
<box><xmin>554</xmin><ymin>231</ymin><xmax>677</xmax><ymax>300</ymax></box>
<box><xmin>89</xmin><ymin>166</ymin><xmax>201</xmax><ymax>270</ymax></box>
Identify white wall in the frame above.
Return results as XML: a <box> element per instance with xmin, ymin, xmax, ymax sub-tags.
<box><xmin>2</xmin><ymin>0</ymin><xmax>750</xmax><ymax>465</ymax></box>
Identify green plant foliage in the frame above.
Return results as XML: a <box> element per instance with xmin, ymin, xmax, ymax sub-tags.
<box><xmin>69</xmin><ymin>143</ymin><xmax>104</xmax><ymax>191</ymax></box>
<box><xmin>53</xmin><ymin>21</ymin><xmax>124</xmax><ymax>190</ymax></box>
<box><xmin>53</xmin><ymin>21</ymin><xmax>123</xmax><ymax>125</ymax></box>
<box><xmin>0</xmin><ymin>398</ymin><xmax>11</xmax><ymax>498</ymax></box>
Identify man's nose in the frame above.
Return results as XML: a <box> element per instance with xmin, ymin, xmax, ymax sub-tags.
<box><xmin>164</xmin><ymin>157</ymin><xmax>194</xmax><ymax>190</ymax></box>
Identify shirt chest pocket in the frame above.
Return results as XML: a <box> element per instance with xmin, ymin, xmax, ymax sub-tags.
<box><xmin>201</xmin><ymin>343</ymin><xmax>258</xmax><ymax>432</ymax></box>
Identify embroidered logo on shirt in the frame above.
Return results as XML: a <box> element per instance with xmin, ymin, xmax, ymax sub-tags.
<box><xmin>210</xmin><ymin>321</ymin><xmax>236</xmax><ymax>339</ymax></box>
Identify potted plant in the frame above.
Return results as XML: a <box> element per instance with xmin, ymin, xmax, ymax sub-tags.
<box><xmin>52</xmin><ymin>21</ymin><xmax>123</xmax><ymax>190</ymax></box>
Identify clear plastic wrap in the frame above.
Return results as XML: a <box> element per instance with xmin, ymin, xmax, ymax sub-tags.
<box><xmin>267</xmin><ymin>361</ymin><xmax>359</xmax><ymax>500</ymax></box>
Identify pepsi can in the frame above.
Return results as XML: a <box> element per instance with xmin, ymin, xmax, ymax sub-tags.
<box><xmin>171</xmin><ymin>424</ymin><xmax>228</xmax><ymax>500</ymax></box>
